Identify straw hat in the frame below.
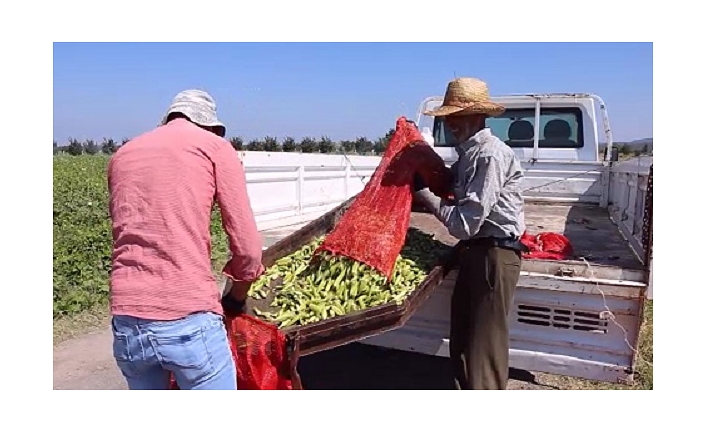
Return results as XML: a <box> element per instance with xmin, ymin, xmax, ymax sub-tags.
<box><xmin>161</xmin><ymin>89</ymin><xmax>226</xmax><ymax>137</ymax></box>
<box><xmin>423</xmin><ymin>77</ymin><xmax>505</xmax><ymax>117</ymax></box>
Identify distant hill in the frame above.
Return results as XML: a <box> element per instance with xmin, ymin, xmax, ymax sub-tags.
<box><xmin>623</xmin><ymin>137</ymin><xmax>653</xmax><ymax>148</ymax></box>
<box><xmin>599</xmin><ymin>137</ymin><xmax>653</xmax><ymax>154</ymax></box>
<box><xmin>600</xmin><ymin>137</ymin><xmax>652</xmax><ymax>146</ymax></box>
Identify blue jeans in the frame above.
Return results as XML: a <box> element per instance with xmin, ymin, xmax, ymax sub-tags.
<box><xmin>111</xmin><ymin>312</ymin><xmax>237</xmax><ymax>390</ymax></box>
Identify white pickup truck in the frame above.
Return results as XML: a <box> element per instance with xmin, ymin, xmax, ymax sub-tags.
<box><xmin>357</xmin><ymin>93</ymin><xmax>654</xmax><ymax>384</ymax></box>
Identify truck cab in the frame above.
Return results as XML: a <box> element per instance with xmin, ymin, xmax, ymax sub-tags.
<box><xmin>359</xmin><ymin>93</ymin><xmax>653</xmax><ymax>384</ymax></box>
<box><xmin>418</xmin><ymin>93</ymin><xmax>611</xmax><ymax>164</ymax></box>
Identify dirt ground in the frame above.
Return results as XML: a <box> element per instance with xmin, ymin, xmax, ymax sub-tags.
<box><xmin>54</xmin><ymin>325</ymin><xmax>129</xmax><ymax>390</ymax></box>
<box><xmin>53</xmin><ymin>322</ymin><xmax>559</xmax><ymax>390</ymax></box>
<box><xmin>53</xmin><ymin>298</ymin><xmax>652</xmax><ymax>390</ymax></box>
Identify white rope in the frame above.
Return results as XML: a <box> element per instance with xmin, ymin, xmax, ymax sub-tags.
<box><xmin>578</xmin><ymin>257</ymin><xmax>654</xmax><ymax>375</ymax></box>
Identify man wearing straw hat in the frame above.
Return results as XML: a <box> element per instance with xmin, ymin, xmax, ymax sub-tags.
<box><xmin>107</xmin><ymin>89</ymin><xmax>264</xmax><ymax>390</ymax></box>
<box><xmin>413</xmin><ymin>77</ymin><xmax>526</xmax><ymax>390</ymax></box>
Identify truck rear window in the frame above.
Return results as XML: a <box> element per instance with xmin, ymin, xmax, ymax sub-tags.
<box><xmin>432</xmin><ymin>107</ymin><xmax>584</xmax><ymax>149</ymax></box>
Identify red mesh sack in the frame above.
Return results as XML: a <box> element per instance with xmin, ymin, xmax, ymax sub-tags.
<box><xmin>229</xmin><ymin>313</ymin><xmax>294</xmax><ymax>390</ymax></box>
<box><xmin>168</xmin><ymin>313</ymin><xmax>299</xmax><ymax>390</ymax></box>
<box><xmin>315</xmin><ymin>117</ymin><xmax>452</xmax><ymax>279</ymax></box>
<box><xmin>520</xmin><ymin>231</ymin><xmax>573</xmax><ymax>260</ymax></box>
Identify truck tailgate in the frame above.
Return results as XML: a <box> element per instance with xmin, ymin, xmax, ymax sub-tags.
<box><xmin>360</xmin><ymin>200</ymin><xmax>650</xmax><ymax>384</ymax></box>
<box><xmin>225</xmin><ymin>197</ymin><xmax>462</xmax><ymax>358</ymax></box>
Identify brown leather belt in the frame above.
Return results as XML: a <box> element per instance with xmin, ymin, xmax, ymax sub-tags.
<box><xmin>460</xmin><ymin>236</ymin><xmax>529</xmax><ymax>253</ymax></box>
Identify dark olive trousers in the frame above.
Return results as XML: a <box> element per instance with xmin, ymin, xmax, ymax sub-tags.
<box><xmin>450</xmin><ymin>243</ymin><xmax>521</xmax><ymax>390</ymax></box>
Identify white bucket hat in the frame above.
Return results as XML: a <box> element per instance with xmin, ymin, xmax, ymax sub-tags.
<box><xmin>161</xmin><ymin>89</ymin><xmax>226</xmax><ymax>137</ymax></box>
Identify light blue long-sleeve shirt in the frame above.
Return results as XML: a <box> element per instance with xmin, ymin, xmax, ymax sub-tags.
<box><xmin>422</xmin><ymin>128</ymin><xmax>525</xmax><ymax>241</ymax></box>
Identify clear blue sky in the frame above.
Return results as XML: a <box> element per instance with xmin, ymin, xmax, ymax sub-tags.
<box><xmin>53</xmin><ymin>42</ymin><xmax>652</xmax><ymax>144</ymax></box>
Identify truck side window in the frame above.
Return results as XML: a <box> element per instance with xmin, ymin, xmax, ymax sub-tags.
<box><xmin>432</xmin><ymin>107</ymin><xmax>584</xmax><ymax>149</ymax></box>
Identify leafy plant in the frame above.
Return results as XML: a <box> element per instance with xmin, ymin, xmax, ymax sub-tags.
<box><xmin>340</xmin><ymin>139</ymin><xmax>356</xmax><ymax>154</ymax></box>
<box><xmin>246</xmin><ymin>139</ymin><xmax>264</xmax><ymax>151</ymax></box>
<box><xmin>53</xmin><ymin>156</ymin><xmax>112</xmax><ymax>316</ymax></box>
<box><xmin>374</xmin><ymin>128</ymin><xmax>394</xmax><ymax>154</ymax></box>
<box><xmin>282</xmin><ymin>136</ymin><xmax>298</xmax><ymax>152</ymax></box>
<box><xmin>300</xmin><ymin>137</ymin><xmax>317</xmax><ymax>153</ymax></box>
<box><xmin>354</xmin><ymin>137</ymin><xmax>374</xmax><ymax>155</ymax></box>
<box><xmin>263</xmin><ymin>136</ymin><xmax>280</xmax><ymax>152</ymax></box>
<box><xmin>101</xmin><ymin>138</ymin><xmax>118</xmax><ymax>155</ymax></box>
<box><xmin>84</xmin><ymin>139</ymin><xmax>100</xmax><ymax>155</ymax></box>
<box><xmin>68</xmin><ymin>138</ymin><xmax>83</xmax><ymax>156</ymax></box>
<box><xmin>230</xmin><ymin>136</ymin><xmax>244</xmax><ymax>151</ymax></box>
<box><xmin>317</xmin><ymin>136</ymin><xmax>336</xmax><ymax>153</ymax></box>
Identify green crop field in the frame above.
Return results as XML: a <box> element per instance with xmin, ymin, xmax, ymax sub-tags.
<box><xmin>52</xmin><ymin>154</ymin><xmax>229</xmax><ymax>318</ymax></box>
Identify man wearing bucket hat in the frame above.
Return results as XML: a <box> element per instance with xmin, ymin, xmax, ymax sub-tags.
<box><xmin>413</xmin><ymin>77</ymin><xmax>526</xmax><ymax>390</ymax></box>
<box><xmin>107</xmin><ymin>89</ymin><xmax>264</xmax><ymax>390</ymax></box>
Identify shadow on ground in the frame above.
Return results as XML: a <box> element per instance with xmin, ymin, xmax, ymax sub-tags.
<box><xmin>297</xmin><ymin>342</ymin><xmax>553</xmax><ymax>390</ymax></box>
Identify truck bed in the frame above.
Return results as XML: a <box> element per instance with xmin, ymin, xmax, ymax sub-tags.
<box><xmin>235</xmin><ymin>198</ymin><xmax>647</xmax><ymax>385</ymax></box>
<box><xmin>412</xmin><ymin>201</ymin><xmax>645</xmax><ymax>271</ymax></box>
<box><xmin>524</xmin><ymin>202</ymin><xmax>644</xmax><ymax>270</ymax></box>
<box><xmin>247</xmin><ymin>200</ymin><xmax>644</xmax><ymax>354</ymax></box>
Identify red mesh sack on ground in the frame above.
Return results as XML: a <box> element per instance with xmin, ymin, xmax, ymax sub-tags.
<box><xmin>520</xmin><ymin>231</ymin><xmax>573</xmax><ymax>260</ymax></box>
<box><xmin>168</xmin><ymin>313</ymin><xmax>299</xmax><ymax>390</ymax></box>
<box><xmin>315</xmin><ymin>117</ymin><xmax>453</xmax><ymax>279</ymax></box>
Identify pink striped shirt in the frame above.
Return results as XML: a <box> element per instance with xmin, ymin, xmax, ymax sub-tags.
<box><xmin>107</xmin><ymin>118</ymin><xmax>264</xmax><ymax>320</ymax></box>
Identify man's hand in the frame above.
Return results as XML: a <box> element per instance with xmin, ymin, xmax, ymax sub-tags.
<box><xmin>414</xmin><ymin>188</ymin><xmax>442</xmax><ymax>213</ymax></box>
<box><xmin>222</xmin><ymin>295</ymin><xmax>247</xmax><ymax>316</ymax></box>
<box><xmin>413</xmin><ymin>173</ymin><xmax>426</xmax><ymax>192</ymax></box>
<box><xmin>221</xmin><ymin>280</ymin><xmax>252</xmax><ymax>316</ymax></box>
<box><xmin>227</xmin><ymin>280</ymin><xmax>251</xmax><ymax>302</ymax></box>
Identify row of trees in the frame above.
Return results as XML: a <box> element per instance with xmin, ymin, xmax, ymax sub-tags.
<box><xmin>53</xmin><ymin>130</ymin><xmax>397</xmax><ymax>157</ymax></box>
<box><xmin>54</xmin><ymin>135</ymin><xmax>654</xmax><ymax>158</ymax></box>
<box><xmin>53</xmin><ymin>138</ymin><xmax>128</xmax><ymax>156</ymax></box>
